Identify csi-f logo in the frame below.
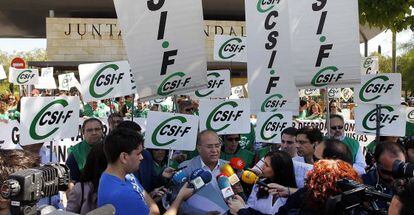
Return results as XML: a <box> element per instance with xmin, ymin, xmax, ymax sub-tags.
<box><xmin>157</xmin><ymin>72</ymin><xmax>191</xmax><ymax>96</ymax></box>
<box><xmin>363</xmin><ymin>57</ymin><xmax>373</xmax><ymax>69</ymax></box>
<box><xmin>359</xmin><ymin>76</ymin><xmax>394</xmax><ymax>102</ymax></box>
<box><xmin>30</xmin><ymin>99</ymin><xmax>74</xmax><ymax>140</ymax></box>
<box><xmin>207</xmin><ymin>101</ymin><xmax>243</xmax><ymax>132</ymax></box>
<box><xmin>328</xmin><ymin>88</ymin><xmax>339</xmax><ymax>98</ymax></box>
<box><xmin>260</xmin><ymin>114</ymin><xmax>287</xmax><ymax>140</ymax></box>
<box><xmin>261</xmin><ymin>94</ymin><xmax>287</xmax><ymax>112</ymax></box>
<box><xmin>408</xmin><ymin>109</ymin><xmax>414</xmax><ymax>121</ymax></box>
<box><xmin>311</xmin><ymin>66</ymin><xmax>343</xmax><ymax>87</ymax></box>
<box><xmin>89</xmin><ymin>64</ymin><xmax>124</xmax><ymax>98</ymax></box>
<box><xmin>218</xmin><ymin>38</ymin><xmax>245</xmax><ymax>60</ymax></box>
<box><xmin>257</xmin><ymin>0</ymin><xmax>280</xmax><ymax>13</ymax></box>
<box><xmin>17</xmin><ymin>70</ymin><xmax>36</xmax><ymax>84</ymax></box>
<box><xmin>195</xmin><ymin>72</ymin><xmax>224</xmax><ymax>97</ymax></box>
<box><xmin>151</xmin><ymin>116</ymin><xmax>191</xmax><ymax>146</ymax></box>
<box><xmin>362</xmin><ymin>106</ymin><xmax>399</xmax><ymax>130</ymax></box>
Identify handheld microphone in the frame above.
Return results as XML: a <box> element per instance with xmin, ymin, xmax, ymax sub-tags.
<box><xmin>240</xmin><ymin>170</ymin><xmax>269</xmax><ymax>188</ymax></box>
<box><xmin>221</xmin><ymin>163</ymin><xmax>240</xmax><ymax>185</ymax></box>
<box><xmin>189</xmin><ymin>169</ymin><xmax>212</xmax><ymax>190</ymax></box>
<box><xmin>217</xmin><ymin>175</ymin><xmax>235</xmax><ymax>199</ymax></box>
<box><xmin>229</xmin><ymin>157</ymin><xmax>246</xmax><ymax>170</ymax></box>
<box><xmin>172</xmin><ymin>170</ymin><xmax>188</xmax><ymax>185</ymax></box>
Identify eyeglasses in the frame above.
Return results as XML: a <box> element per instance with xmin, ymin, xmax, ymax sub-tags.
<box><xmin>281</xmin><ymin>140</ymin><xmax>294</xmax><ymax>145</ymax></box>
<box><xmin>226</xmin><ymin>137</ymin><xmax>241</xmax><ymax>142</ymax></box>
<box><xmin>202</xmin><ymin>143</ymin><xmax>222</xmax><ymax>150</ymax></box>
<box><xmin>330</xmin><ymin>126</ymin><xmax>343</xmax><ymax>130</ymax></box>
<box><xmin>85</xmin><ymin>127</ymin><xmax>102</xmax><ymax>133</ymax></box>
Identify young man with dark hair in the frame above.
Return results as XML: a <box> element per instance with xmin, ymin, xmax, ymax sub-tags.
<box><xmin>66</xmin><ymin>118</ymin><xmax>104</xmax><ymax>182</ymax></box>
<box><xmin>296</xmin><ymin>127</ymin><xmax>323</xmax><ymax>164</ymax></box>
<box><xmin>321</xmin><ymin>138</ymin><xmax>353</xmax><ymax>164</ymax></box>
<box><xmin>280</xmin><ymin>127</ymin><xmax>304</xmax><ymax>162</ymax></box>
<box><xmin>107</xmin><ymin>112</ymin><xmax>123</xmax><ymax>132</ymax></box>
<box><xmin>98</xmin><ymin>128</ymin><xmax>159</xmax><ymax>215</ymax></box>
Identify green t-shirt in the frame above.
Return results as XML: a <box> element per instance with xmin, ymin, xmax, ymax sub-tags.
<box><xmin>239</xmin><ymin>123</ymin><xmax>256</xmax><ymax>150</ymax></box>
<box><xmin>220</xmin><ymin>148</ymin><xmax>255</xmax><ymax>168</ymax></box>
<box><xmin>341</xmin><ymin>137</ymin><xmax>359</xmax><ymax>163</ymax></box>
<box><xmin>257</xmin><ymin>146</ymin><xmax>271</xmax><ymax>160</ymax></box>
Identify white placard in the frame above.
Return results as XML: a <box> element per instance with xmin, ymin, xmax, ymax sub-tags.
<box><xmin>0</xmin><ymin>65</ymin><xmax>6</xmax><ymax>80</ymax></box>
<box><xmin>341</xmin><ymin>88</ymin><xmax>354</xmax><ymax>102</ymax></box>
<box><xmin>407</xmin><ymin>107</ymin><xmax>414</xmax><ymax>123</ymax></box>
<box><xmin>214</xmin><ymin>35</ymin><xmax>247</xmax><ymax>62</ymax></box>
<box><xmin>355</xmin><ymin>104</ymin><xmax>406</xmax><ymax>137</ymax></box>
<box><xmin>299</xmin><ymin>89</ymin><xmax>320</xmax><ymax>97</ymax></box>
<box><xmin>190</xmin><ymin>70</ymin><xmax>231</xmax><ymax>99</ymax></box>
<box><xmin>230</xmin><ymin>86</ymin><xmax>245</xmax><ymax>99</ymax></box>
<box><xmin>256</xmin><ymin>111</ymin><xmax>293</xmax><ymax>143</ymax></box>
<box><xmin>144</xmin><ymin>111</ymin><xmax>198</xmax><ymax>151</ymax></box>
<box><xmin>79</xmin><ymin>61</ymin><xmax>135</xmax><ymax>102</ymax></box>
<box><xmin>8</xmin><ymin>67</ymin><xmax>14</xmax><ymax>83</ymax></box>
<box><xmin>114</xmin><ymin>0</ymin><xmax>207</xmax><ymax>100</ymax></box>
<box><xmin>245</xmin><ymin>0</ymin><xmax>299</xmax><ymax>113</ymax></box>
<box><xmin>0</xmin><ymin>121</ymin><xmax>20</xmax><ymax>149</ymax></box>
<box><xmin>289</xmin><ymin>0</ymin><xmax>361</xmax><ymax>88</ymax></box>
<box><xmin>355</xmin><ymin>73</ymin><xmax>401</xmax><ymax>105</ymax></box>
<box><xmin>361</xmin><ymin>56</ymin><xmax>379</xmax><ymax>75</ymax></box>
<box><xmin>35</xmin><ymin>67</ymin><xmax>57</xmax><ymax>89</ymax></box>
<box><xmin>328</xmin><ymin>88</ymin><xmax>341</xmax><ymax>99</ymax></box>
<box><xmin>199</xmin><ymin>99</ymin><xmax>251</xmax><ymax>135</ymax></box>
<box><xmin>58</xmin><ymin>73</ymin><xmax>80</xmax><ymax>91</ymax></box>
<box><xmin>11</xmin><ymin>69</ymin><xmax>39</xmax><ymax>85</ymax></box>
<box><xmin>20</xmin><ymin>96</ymin><xmax>80</xmax><ymax>145</ymax></box>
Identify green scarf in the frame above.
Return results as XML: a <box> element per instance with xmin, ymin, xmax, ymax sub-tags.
<box><xmin>68</xmin><ymin>140</ymin><xmax>92</xmax><ymax>171</ymax></box>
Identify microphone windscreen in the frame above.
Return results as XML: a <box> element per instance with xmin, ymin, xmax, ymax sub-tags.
<box><xmin>241</xmin><ymin>170</ymin><xmax>259</xmax><ymax>184</ymax></box>
<box><xmin>221</xmin><ymin>163</ymin><xmax>235</xmax><ymax>177</ymax></box>
<box><xmin>217</xmin><ymin>176</ymin><xmax>232</xmax><ymax>190</ymax></box>
<box><xmin>230</xmin><ymin>157</ymin><xmax>246</xmax><ymax>170</ymax></box>
<box><xmin>200</xmin><ymin>171</ymin><xmax>212</xmax><ymax>184</ymax></box>
<box><xmin>190</xmin><ymin>168</ymin><xmax>204</xmax><ymax>180</ymax></box>
<box><xmin>172</xmin><ymin>170</ymin><xmax>187</xmax><ymax>185</ymax></box>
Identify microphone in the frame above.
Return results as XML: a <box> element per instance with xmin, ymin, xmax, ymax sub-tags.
<box><xmin>221</xmin><ymin>163</ymin><xmax>240</xmax><ymax>185</ymax></box>
<box><xmin>229</xmin><ymin>157</ymin><xmax>246</xmax><ymax>170</ymax></box>
<box><xmin>241</xmin><ymin>170</ymin><xmax>269</xmax><ymax>188</ymax></box>
<box><xmin>217</xmin><ymin>175</ymin><xmax>235</xmax><ymax>199</ymax></box>
<box><xmin>189</xmin><ymin>169</ymin><xmax>212</xmax><ymax>190</ymax></box>
<box><xmin>172</xmin><ymin>169</ymin><xmax>188</xmax><ymax>185</ymax></box>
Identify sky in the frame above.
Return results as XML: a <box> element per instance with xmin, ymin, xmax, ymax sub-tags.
<box><xmin>0</xmin><ymin>29</ymin><xmax>412</xmax><ymax>56</ymax></box>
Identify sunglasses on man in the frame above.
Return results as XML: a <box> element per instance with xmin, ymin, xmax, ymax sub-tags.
<box><xmin>226</xmin><ymin>137</ymin><xmax>241</xmax><ymax>142</ymax></box>
<box><xmin>330</xmin><ymin>126</ymin><xmax>343</xmax><ymax>130</ymax></box>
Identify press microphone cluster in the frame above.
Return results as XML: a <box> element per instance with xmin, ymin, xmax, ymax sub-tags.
<box><xmin>171</xmin><ymin>167</ymin><xmax>212</xmax><ymax>190</ymax></box>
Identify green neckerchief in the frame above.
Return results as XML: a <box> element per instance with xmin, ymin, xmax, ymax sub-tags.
<box><xmin>220</xmin><ymin>148</ymin><xmax>255</xmax><ymax>168</ymax></box>
<box><xmin>68</xmin><ymin>140</ymin><xmax>92</xmax><ymax>171</ymax></box>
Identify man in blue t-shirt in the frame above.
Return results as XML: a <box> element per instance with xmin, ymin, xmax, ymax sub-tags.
<box><xmin>98</xmin><ymin>128</ymin><xmax>159</xmax><ymax>215</ymax></box>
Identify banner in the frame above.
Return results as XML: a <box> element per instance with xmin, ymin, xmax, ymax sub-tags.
<box><xmin>0</xmin><ymin>65</ymin><xmax>6</xmax><ymax>80</ymax></box>
<box><xmin>406</xmin><ymin>107</ymin><xmax>414</xmax><ymax>123</ymax></box>
<box><xmin>245</xmin><ymin>0</ymin><xmax>299</xmax><ymax>113</ymax></box>
<box><xmin>292</xmin><ymin>119</ymin><xmax>376</xmax><ymax>146</ymax></box>
<box><xmin>11</xmin><ymin>69</ymin><xmax>39</xmax><ymax>85</ymax></box>
<box><xmin>299</xmin><ymin>89</ymin><xmax>320</xmax><ymax>97</ymax></box>
<box><xmin>79</xmin><ymin>61</ymin><xmax>135</xmax><ymax>102</ymax></box>
<box><xmin>190</xmin><ymin>70</ymin><xmax>231</xmax><ymax>99</ymax></box>
<box><xmin>361</xmin><ymin>56</ymin><xmax>379</xmax><ymax>75</ymax></box>
<box><xmin>35</xmin><ymin>67</ymin><xmax>57</xmax><ymax>89</ymax></box>
<box><xmin>289</xmin><ymin>0</ymin><xmax>361</xmax><ymax>88</ymax></box>
<box><xmin>20</xmin><ymin>96</ymin><xmax>80</xmax><ymax>145</ymax></box>
<box><xmin>230</xmin><ymin>86</ymin><xmax>245</xmax><ymax>99</ymax></box>
<box><xmin>214</xmin><ymin>35</ymin><xmax>247</xmax><ymax>62</ymax></box>
<box><xmin>199</xmin><ymin>99</ymin><xmax>250</xmax><ymax>134</ymax></box>
<box><xmin>144</xmin><ymin>111</ymin><xmax>198</xmax><ymax>150</ymax></box>
<box><xmin>328</xmin><ymin>88</ymin><xmax>341</xmax><ymax>99</ymax></box>
<box><xmin>355</xmin><ymin>73</ymin><xmax>401</xmax><ymax>105</ymax></box>
<box><xmin>114</xmin><ymin>0</ymin><xmax>207</xmax><ymax>100</ymax></box>
<box><xmin>256</xmin><ymin>111</ymin><xmax>293</xmax><ymax>143</ymax></box>
<box><xmin>355</xmin><ymin>104</ymin><xmax>406</xmax><ymax>137</ymax></box>
<box><xmin>58</xmin><ymin>73</ymin><xmax>80</xmax><ymax>91</ymax></box>
<box><xmin>0</xmin><ymin>121</ymin><xmax>20</xmax><ymax>149</ymax></box>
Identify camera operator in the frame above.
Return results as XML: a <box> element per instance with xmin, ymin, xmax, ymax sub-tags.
<box><xmin>389</xmin><ymin>178</ymin><xmax>414</xmax><ymax>215</ymax></box>
<box><xmin>361</xmin><ymin>141</ymin><xmax>406</xmax><ymax>211</ymax></box>
<box><xmin>0</xmin><ymin>149</ymin><xmax>40</xmax><ymax>215</ymax></box>
<box><xmin>403</xmin><ymin>137</ymin><xmax>414</xmax><ymax>163</ymax></box>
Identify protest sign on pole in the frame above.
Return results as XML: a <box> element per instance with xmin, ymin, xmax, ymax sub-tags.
<box><xmin>58</xmin><ymin>73</ymin><xmax>80</xmax><ymax>91</ymax></box>
<box><xmin>0</xmin><ymin>121</ymin><xmax>20</xmax><ymax>149</ymax></box>
<box><xmin>79</xmin><ymin>61</ymin><xmax>135</xmax><ymax>102</ymax></box>
<box><xmin>114</xmin><ymin>0</ymin><xmax>207</xmax><ymax>100</ymax></box>
<box><xmin>199</xmin><ymin>99</ymin><xmax>251</xmax><ymax>134</ymax></box>
<box><xmin>245</xmin><ymin>0</ymin><xmax>299</xmax><ymax>113</ymax></box>
<box><xmin>35</xmin><ymin>67</ymin><xmax>57</xmax><ymax>89</ymax></box>
<box><xmin>355</xmin><ymin>73</ymin><xmax>401</xmax><ymax>105</ymax></box>
<box><xmin>328</xmin><ymin>88</ymin><xmax>341</xmax><ymax>99</ymax></box>
<box><xmin>20</xmin><ymin>96</ymin><xmax>80</xmax><ymax>145</ymax></box>
<box><xmin>230</xmin><ymin>86</ymin><xmax>245</xmax><ymax>99</ymax></box>
<box><xmin>361</xmin><ymin>56</ymin><xmax>379</xmax><ymax>75</ymax></box>
<box><xmin>407</xmin><ymin>107</ymin><xmax>414</xmax><ymax>123</ymax></box>
<box><xmin>289</xmin><ymin>0</ymin><xmax>361</xmax><ymax>88</ymax></box>
<box><xmin>144</xmin><ymin>111</ymin><xmax>199</xmax><ymax>151</ymax></box>
<box><xmin>214</xmin><ymin>35</ymin><xmax>247</xmax><ymax>62</ymax></box>
<box><xmin>299</xmin><ymin>89</ymin><xmax>320</xmax><ymax>97</ymax></box>
<box><xmin>341</xmin><ymin>88</ymin><xmax>354</xmax><ymax>102</ymax></box>
<box><xmin>11</xmin><ymin>69</ymin><xmax>39</xmax><ymax>85</ymax></box>
<box><xmin>190</xmin><ymin>70</ymin><xmax>231</xmax><ymax>99</ymax></box>
<box><xmin>0</xmin><ymin>65</ymin><xmax>6</xmax><ymax>80</ymax></box>
<box><xmin>255</xmin><ymin>111</ymin><xmax>293</xmax><ymax>143</ymax></box>
<box><xmin>355</xmin><ymin>104</ymin><xmax>406</xmax><ymax>137</ymax></box>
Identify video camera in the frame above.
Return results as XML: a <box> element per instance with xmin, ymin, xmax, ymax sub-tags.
<box><xmin>325</xmin><ymin>179</ymin><xmax>392</xmax><ymax>215</ymax></box>
<box><xmin>0</xmin><ymin>163</ymin><xmax>70</xmax><ymax>215</ymax></box>
<box><xmin>392</xmin><ymin>160</ymin><xmax>414</xmax><ymax>179</ymax></box>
